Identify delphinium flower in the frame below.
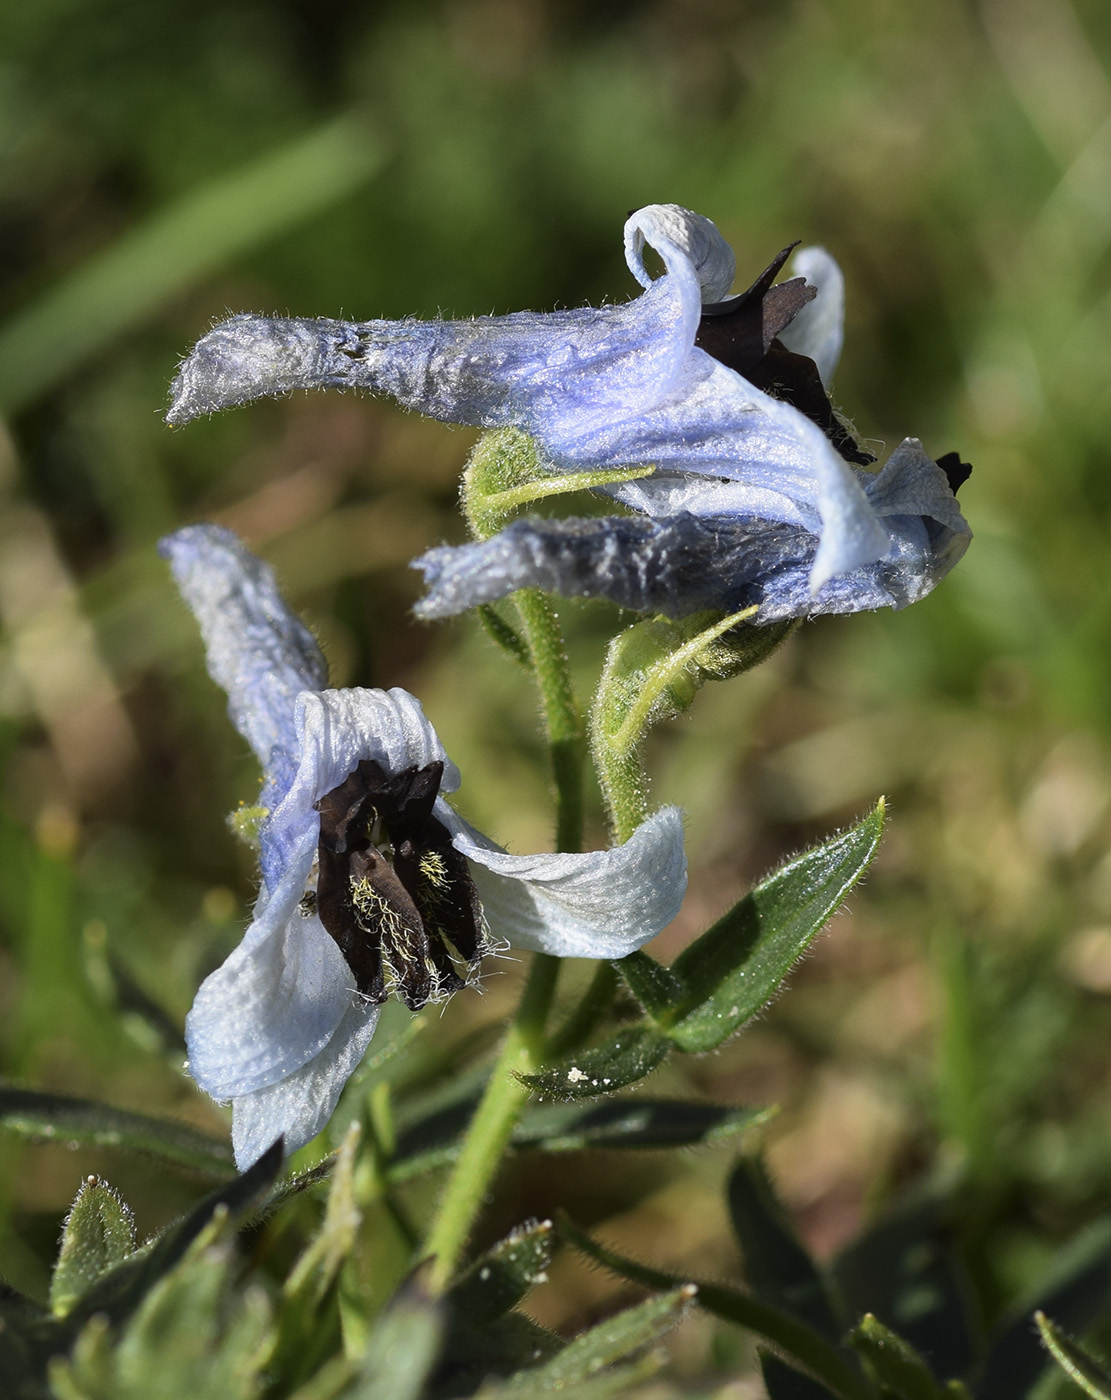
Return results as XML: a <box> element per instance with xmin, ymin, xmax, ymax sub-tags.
<box><xmin>161</xmin><ymin>524</ymin><xmax>686</xmax><ymax>1168</ymax></box>
<box><xmin>166</xmin><ymin>204</ymin><xmax>971</xmax><ymax>623</ymax></box>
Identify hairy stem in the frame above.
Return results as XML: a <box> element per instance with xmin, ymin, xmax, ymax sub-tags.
<box><xmin>514</xmin><ymin>588</ymin><xmax>585</xmax><ymax>854</ymax></box>
<box><xmin>424</xmin><ymin>587</ymin><xmax>586</xmax><ymax>1289</ymax></box>
<box><xmin>424</xmin><ymin>953</ymin><xmax>560</xmax><ymax>1292</ymax></box>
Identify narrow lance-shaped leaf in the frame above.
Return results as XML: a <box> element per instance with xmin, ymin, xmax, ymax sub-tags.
<box><xmin>482</xmin><ymin>1355</ymin><xmax>665</xmax><ymax>1400</ymax></box>
<box><xmin>518</xmin><ymin>1025</ymin><xmax>672</xmax><ymax>1101</ymax></box>
<box><xmin>849</xmin><ymin>1314</ymin><xmax>945</xmax><ymax>1400</ymax></box>
<box><xmin>69</xmin><ymin>1138</ymin><xmax>284</xmax><ymax>1327</ymax></box>
<box><xmin>447</xmin><ymin>1220</ymin><xmax>555</xmax><ymax>1329</ymax></box>
<box><xmin>513</xmin><ymin>1100</ymin><xmax>770</xmax><ymax>1153</ymax></box>
<box><xmin>1035</xmin><ymin>1312</ymin><xmax>1111</xmax><ymax>1400</ymax></box>
<box><xmin>661</xmin><ymin>802</ymin><xmax>885</xmax><ymax>1053</ymax></box>
<box><xmin>347</xmin><ymin>1276</ymin><xmax>444</xmax><ymax>1400</ymax></box>
<box><xmin>51</xmin><ymin>1177</ymin><xmax>137</xmax><ymax>1318</ymax></box>
<box><xmin>0</xmin><ymin>1084</ymin><xmax>234</xmax><ymax>1176</ymax></box>
<box><xmin>505</xmin><ymin>1287</ymin><xmax>696</xmax><ymax>1392</ymax></box>
<box><xmin>978</xmin><ymin>1214</ymin><xmax>1111</xmax><ymax>1400</ymax></box>
<box><xmin>557</xmin><ymin>1213</ymin><xmax>873</xmax><ymax>1400</ymax></box>
<box><xmin>728</xmin><ymin>1159</ymin><xmax>842</xmax><ymax>1342</ymax></box>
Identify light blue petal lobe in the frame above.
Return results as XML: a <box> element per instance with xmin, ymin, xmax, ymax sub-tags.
<box><xmin>778</xmin><ymin>247</ymin><xmax>845</xmax><ymax>387</ymax></box>
<box><xmin>259</xmin><ymin>685</ymin><xmax>458</xmax><ymax>892</ymax></box>
<box><xmin>159</xmin><ymin>524</ymin><xmax>327</xmax><ymax>782</ymax></box>
<box><xmin>185</xmin><ymin>831</ymin><xmax>356</xmax><ymax>1099</ymax></box>
<box><xmin>623</xmin><ymin>204</ymin><xmax>736</xmax><ymax>302</ymax></box>
<box><xmin>442</xmin><ymin>805</ymin><xmax>687</xmax><ymax>958</ymax></box>
<box><xmin>864</xmin><ymin>438</ymin><xmax>972</xmax><ymax>536</ymax></box>
<box><xmin>230</xmin><ymin>997</ymin><xmax>381</xmax><ymax>1168</ymax></box>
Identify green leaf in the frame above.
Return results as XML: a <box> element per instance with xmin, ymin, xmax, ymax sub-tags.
<box><xmin>615</xmin><ymin>952</ymin><xmax>683</xmax><ymax>1019</ymax></box>
<box><xmin>387</xmin><ymin>1093</ymin><xmax>767</xmax><ymax>1181</ymax></box>
<box><xmin>978</xmin><ymin>1214</ymin><xmax>1111</xmax><ymax>1400</ymax></box>
<box><xmin>1035</xmin><ymin>1313</ymin><xmax>1111</xmax><ymax>1400</ymax></box>
<box><xmin>51</xmin><ymin>1177</ymin><xmax>137</xmax><ymax>1317</ymax></box>
<box><xmin>849</xmin><ymin>1314</ymin><xmax>944</xmax><ymax>1400</ymax></box>
<box><xmin>727</xmin><ymin>1159</ymin><xmax>841</xmax><ymax>1342</ymax></box>
<box><xmin>662</xmin><ymin>802</ymin><xmax>885</xmax><ymax>1053</ymax></box>
<box><xmin>0</xmin><ymin>114</ymin><xmax>387</xmax><ymax>415</ymax></box>
<box><xmin>558</xmin><ymin>1213</ymin><xmax>872</xmax><ymax>1400</ymax></box>
<box><xmin>346</xmin><ymin>1279</ymin><xmax>443</xmax><ymax>1400</ymax></box>
<box><xmin>761</xmin><ymin>1352</ymin><xmax>841</xmax><ymax>1399</ymax></box>
<box><xmin>514</xmin><ymin>1099</ymin><xmax>771</xmax><ymax>1152</ymax></box>
<box><xmin>70</xmin><ymin>1138</ymin><xmax>284</xmax><ymax>1328</ymax></box>
<box><xmin>489</xmin><ymin>1353</ymin><xmax>665</xmax><ymax>1398</ymax></box>
<box><xmin>442</xmin><ymin>1312</ymin><xmax>563</xmax><ymax>1391</ymax></box>
<box><xmin>517</xmin><ymin>1025</ymin><xmax>671</xmax><ymax>1101</ymax></box>
<box><xmin>503</xmin><ymin>1288</ymin><xmax>695</xmax><ymax>1392</ymax></box>
<box><xmin>284</xmin><ymin>1123</ymin><xmax>362</xmax><ymax>1308</ymax></box>
<box><xmin>830</xmin><ymin>1184</ymin><xmax>975</xmax><ymax>1382</ymax></box>
<box><xmin>49</xmin><ymin>1216</ymin><xmax>272</xmax><ymax>1400</ymax></box>
<box><xmin>0</xmin><ymin>1084</ymin><xmax>234</xmax><ymax>1176</ymax></box>
<box><xmin>447</xmin><ymin>1219</ymin><xmax>555</xmax><ymax>1328</ymax></box>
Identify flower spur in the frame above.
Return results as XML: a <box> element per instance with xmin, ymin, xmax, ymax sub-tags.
<box><xmin>161</xmin><ymin>523</ymin><xmax>686</xmax><ymax>1167</ymax></box>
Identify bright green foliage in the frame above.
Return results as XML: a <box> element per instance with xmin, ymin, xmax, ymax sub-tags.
<box><xmin>656</xmin><ymin>803</ymin><xmax>885</xmax><ymax>1053</ymax></box>
<box><xmin>1035</xmin><ymin>1313</ymin><xmax>1111</xmax><ymax>1400</ymax></box>
<box><xmin>50</xmin><ymin>1178</ymin><xmax>136</xmax><ymax>1318</ymax></box>
<box><xmin>345</xmin><ymin>1283</ymin><xmax>444</xmax><ymax>1400</ymax></box>
<box><xmin>447</xmin><ymin>1219</ymin><xmax>555</xmax><ymax>1329</ymax></box>
<box><xmin>518</xmin><ymin>1024</ymin><xmax>672</xmax><ymax>1100</ymax></box>
<box><xmin>500</xmin><ymin>1287</ymin><xmax>696</xmax><ymax>1392</ymax></box>
<box><xmin>848</xmin><ymin>1314</ymin><xmax>946</xmax><ymax>1400</ymax></box>
<box><xmin>48</xmin><ymin>1221</ymin><xmax>273</xmax><ymax>1400</ymax></box>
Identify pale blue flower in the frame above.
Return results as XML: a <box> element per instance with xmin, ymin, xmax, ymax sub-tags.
<box><xmin>160</xmin><ymin>524</ymin><xmax>686</xmax><ymax>1168</ymax></box>
<box><xmin>166</xmin><ymin>205</ymin><xmax>970</xmax><ymax>621</ymax></box>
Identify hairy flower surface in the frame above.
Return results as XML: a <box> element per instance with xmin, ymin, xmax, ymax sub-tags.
<box><xmin>167</xmin><ymin>204</ymin><xmax>969</xmax><ymax>622</ymax></box>
<box><xmin>161</xmin><ymin>524</ymin><xmax>686</xmax><ymax>1167</ymax></box>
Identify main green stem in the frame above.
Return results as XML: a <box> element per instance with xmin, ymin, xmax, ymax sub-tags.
<box><xmin>514</xmin><ymin>588</ymin><xmax>584</xmax><ymax>854</ymax></box>
<box><xmin>423</xmin><ymin>588</ymin><xmax>584</xmax><ymax>1291</ymax></box>
<box><xmin>424</xmin><ymin>953</ymin><xmax>560</xmax><ymax>1292</ymax></box>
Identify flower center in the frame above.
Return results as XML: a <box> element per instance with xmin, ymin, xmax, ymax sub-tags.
<box><xmin>313</xmin><ymin>759</ymin><xmax>488</xmax><ymax>1010</ymax></box>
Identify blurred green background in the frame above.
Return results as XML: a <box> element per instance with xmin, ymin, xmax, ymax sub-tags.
<box><xmin>1</xmin><ymin>0</ymin><xmax>1111</xmax><ymax>1389</ymax></box>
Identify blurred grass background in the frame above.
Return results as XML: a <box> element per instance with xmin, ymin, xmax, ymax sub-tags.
<box><xmin>1</xmin><ymin>0</ymin><xmax>1110</xmax><ymax>1389</ymax></box>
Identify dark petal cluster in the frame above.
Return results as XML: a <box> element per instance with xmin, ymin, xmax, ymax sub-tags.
<box><xmin>314</xmin><ymin>759</ymin><xmax>487</xmax><ymax>1009</ymax></box>
<box><xmin>695</xmin><ymin>243</ymin><xmax>875</xmax><ymax>467</ymax></box>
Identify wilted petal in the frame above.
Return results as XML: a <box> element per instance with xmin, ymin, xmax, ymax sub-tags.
<box><xmin>777</xmin><ymin>247</ymin><xmax>844</xmax><ymax>387</ymax></box>
<box><xmin>185</xmin><ymin>830</ymin><xmax>356</xmax><ymax>1100</ymax></box>
<box><xmin>159</xmin><ymin>524</ymin><xmax>327</xmax><ymax>798</ymax></box>
<box><xmin>441</xmin><ymin>805</ymin><xmax>687</xmax><ymax>958</ymax></box>
<box><xmin>230</xmin><ymin>996</ymin><xmax>381</xmax><ymax>1169</ymax></box>
<box><xmin>624</xmin><ymin>204</ymin><xmax>736</xmax><ymax>303</ymax></box>
<box><xmin>414</xmin><ymin>513</ymin><xmax>814</xmax><ymax>620</ymax></box>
